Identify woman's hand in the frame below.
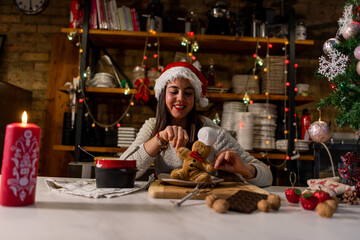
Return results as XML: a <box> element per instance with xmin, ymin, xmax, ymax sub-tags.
<box><xmin>213</xmin><ymin>149</ymin><xmax>257</xmax><ymax>179</ymax></box>
<box><xmin>159</xmin><ymin>125</ymin><xmax>189</xmax><ymax>151</ymax></box>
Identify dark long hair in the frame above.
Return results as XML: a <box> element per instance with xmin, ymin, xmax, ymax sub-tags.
<box><xmin>152</xmin><ymin>85</ymin><xmax>203</xmax><ymax>148</ymax></box>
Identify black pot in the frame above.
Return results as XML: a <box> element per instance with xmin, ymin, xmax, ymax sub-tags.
<box><xmin>95</xmin><ymin>167</ymin><xmax>138</xmax><ymax>188</ymax></box>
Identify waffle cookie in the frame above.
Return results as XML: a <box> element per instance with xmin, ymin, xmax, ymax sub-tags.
<box><xmin>227</xmin><ymin>190</ymin><xmax>268</xmax><ymax>213</ymax></box>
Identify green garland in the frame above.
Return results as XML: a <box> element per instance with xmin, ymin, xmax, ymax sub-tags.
<box><xmin>317</xmin><ymin>0</ymin><xmax>360</xmax><ymax>130</ymax></box>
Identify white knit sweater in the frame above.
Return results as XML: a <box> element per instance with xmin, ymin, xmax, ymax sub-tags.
<box><xmin>120</xmin><ymin>117</ymin><xmax>273</xmax><ymax>187</ymax></box>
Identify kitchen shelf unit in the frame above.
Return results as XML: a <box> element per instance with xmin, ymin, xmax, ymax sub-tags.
<box><xmin>42</xmin><ymin>1</ymin><xmax>314</xmax><ymax>177</ymax></box>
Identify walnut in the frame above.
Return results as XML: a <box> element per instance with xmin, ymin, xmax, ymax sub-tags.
<box><xmin>205</xmin><ymin>194</ymin><xmax>218</xmax><ymax>208</ymax></box>
<box><xmin>257</xmin><ymin>199</ymin><xmax>270</xmax><ymax>212</ymax></box>
<box><xmin>267</xmin><ymin>194</ymin><xmax>281</xmax><ymax>210</ymax></box>
<box><xmin>212</xmin><ymin>199</ymin><xmax>229</xmax><ymax>213</ymax></box>
<box><xmin>324</xmin><ymin>199</ymin><xmax>338</xmax><ymax>212</ymax></box>
<box><xmin>331</xmin><ymin>196</ymin><xmax>340</xmax><ymax>204</ymax></box>
<box><xmin>316</xmin><ymin>202</ymin><xmax>334</xmax><ymax>218</ymax></box>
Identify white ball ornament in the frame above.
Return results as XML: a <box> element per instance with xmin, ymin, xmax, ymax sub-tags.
<box><xmin>342</xmin><ymin>21</ymin><xmax>360</xmax><ymax>40</ymax></box>
<box><xmin>323</xmin><ymin>38</ymin><xmax>340</xmax><ymax>55</ymax></box>
<box><xmin>356</xmin><ymin>61</ymin><xmax>360</xmax><ymax>75</ymax></box>
<box><xmin>308</xmin><ymin>121</ymin><xmax>332</xmax><ymax>143</ymax></box>
<box><xmin>354</xmin><ymin>46</ymin><xmax>360</xmax><ymax>60</ymax></box>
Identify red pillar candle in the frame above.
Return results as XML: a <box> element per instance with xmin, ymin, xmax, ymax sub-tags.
<box><xmin>0</xmin><ymin>112</ymin><xmax>41</xmax><ymax>206</ymax></box>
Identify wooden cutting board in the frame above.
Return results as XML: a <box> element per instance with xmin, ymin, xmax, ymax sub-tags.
<box><xmin>148</xmin><ymin>180</ymin><xmax>269</xmax><ymax>199</ymax></box>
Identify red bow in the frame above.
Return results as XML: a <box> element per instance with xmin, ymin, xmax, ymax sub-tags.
<box><xmin>134</xmin><ymin>78</ymin><xmax>150</xmax><ymax>103</ymax></box>
<box><xmin>190</xmin><ymin>150</ymin><xmax>204</xmax><ymax>162</ymax></box>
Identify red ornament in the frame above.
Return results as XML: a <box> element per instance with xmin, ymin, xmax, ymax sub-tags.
<box><xmin>301</xmin><ymin>109</ymin><xmax>311</xmax><ymax>140</ymax></box>
<box><xmin>134</xmin><ymin>77</ymin><xmax>150</xmax><ymax>103</ymax></box>
<box><xmin>285</xmin><ymin>188</ymin><xmax>301</xmax><ymax>203</ymax></box>
<box><xmin>300</xmin><ymin>192</ymin><xmax>319</xmax><ymax>210</ymax></box>
<box><xmin>313</xmin><ymin>190</ymin><xmax>331</xmax><ymax>203</ymax></box>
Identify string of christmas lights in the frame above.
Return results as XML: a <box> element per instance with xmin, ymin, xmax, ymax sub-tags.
<box><xmin>67</xmin><ymin>30</ymin><xmax>136</xmax><ymax>131</ymax></box>
<box><xmin>142</xmin><ymin>29</ymin><xmax>160</xmax><ymax>68</ymax></box>
<box><xmin>181</xmin><ymin>31</ymin><xmax>199</xmax><ymax>63</ymax></box>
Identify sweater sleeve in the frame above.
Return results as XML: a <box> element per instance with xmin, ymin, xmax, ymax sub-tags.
<box><xmin>119</xmin><ymin>118</ymin><xmax>157</xmax><ymax>179</ymax></box>
<box><xmin>204</xmin><ymin>117</ymin><xmax>273</xmax><ymax>187</ymax></box>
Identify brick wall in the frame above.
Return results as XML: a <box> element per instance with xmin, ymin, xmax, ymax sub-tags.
<box><xmin>0</xmin><ymin>0</ymin><xmax>72</xmax><ymax>130</ymax></box>
<box><xmin>0</xmin><ymin>0</ymin><xmax>352</xmax><ymax>140</ymax></box>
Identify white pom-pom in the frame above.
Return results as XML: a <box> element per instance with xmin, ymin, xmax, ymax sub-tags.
<box><xmin>199</xmin><ymin>97</ymin><xmax>209</xmax><ymax>107</ymax></box>
<box><xmin>198</xmin><ymin>127</ymin><xmax>217</xmax><ymax>146</ymax></box>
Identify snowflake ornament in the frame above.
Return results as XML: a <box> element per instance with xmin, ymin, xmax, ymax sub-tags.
<box><xmin>337</xmin><ymin>5</ymin><xmax>353</xmax><ymax>37</ymax></box>
<box><xmin>318</xmin><ymin>49</ymin><xmax>348</xmax><ymax>81</ymax></box>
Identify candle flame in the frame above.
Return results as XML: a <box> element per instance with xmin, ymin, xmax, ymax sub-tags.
<box><xmin>22</xmin><ymin>111</ymin><xmax>28</xmax><ymax>124</ymax></box>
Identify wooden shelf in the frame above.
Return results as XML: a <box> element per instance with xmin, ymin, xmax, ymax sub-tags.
<box><xmin>53</xmin><ymin>145</ymin><xmax>127</xmax><ymax>153</ymax></box>
<box><xmin>59</xmin><ymin>86</ymin><xmax>315</xmax><ymax>105</ymax></box>
<box><xmin>250</xmin><ymin>152</ymin><xmax>314</xmax><ymax>161</ymax></box>
<box><xmin>53</xmin><ymin>145</ymin><xmax>314</xmax><ymax>161</ymax></box>
<box><xmin>61</xmin><ymin>28</ymin><xmax>314</xmax><ymax>55</ymax></box>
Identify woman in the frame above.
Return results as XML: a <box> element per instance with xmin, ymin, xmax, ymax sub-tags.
<box><xmin>120</xmin><ymin>62</ymin><xmax>273</xmax><ymax>187</ymax></box>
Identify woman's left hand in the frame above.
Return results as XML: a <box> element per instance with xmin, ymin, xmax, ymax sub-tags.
<box><xmin>213</xmin><ymin>149</ymin><xmax>257</xmax><ymax>179</ymax></box>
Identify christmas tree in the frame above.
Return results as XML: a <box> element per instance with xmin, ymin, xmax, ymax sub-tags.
<box><xmin>317</xmin><ymin>0</ymin><xmax>360</xmax><ymax>131</ymax></box>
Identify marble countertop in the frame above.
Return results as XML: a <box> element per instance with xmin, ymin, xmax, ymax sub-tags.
<box><xmin>1</xmin><ymin>177</ymin><xmax>360</xmax><ymax>240</ymax></box>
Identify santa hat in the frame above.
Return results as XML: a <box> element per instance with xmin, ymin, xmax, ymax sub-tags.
<box><xmin>154</xmin><ymin>62</ymin><xmax>209</xmax><ymax>107</ymax></box>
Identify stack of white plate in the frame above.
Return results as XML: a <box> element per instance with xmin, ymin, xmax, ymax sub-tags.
<box><xmin>276</xmin><ymin>139</ymin><xmax>310</xmax><ymax>152</ymax></box>
<box><xmin>260</xmin><ymin>56</ymin><xmax>287</xmax><ymax>94</ymax></box>
<box><xmin>248</xmin><ymin>103</ymin><xmax>277</xmax><ymax>151</ymax></box>
<box><xmin>232</xmin><ymin>75</ymin><xmax>259</xmax><ymax>94</ymax></box>
<box><xmin>86</xmin><ymin>72</ymin><xmax>116</xmax><ymax>88</ymax></box>
<box><xmin>117</xmin><ymin>127</ymin><xmax>138</xmax><ymax>148</ymax></box>
<box><xmin>221</xmin><ymin>101</ymin><xmax>246</xmax><ymax>131</ymax></box>
<box><xmin>233</xmin><ymin>112</ymin><xmax>254</xmax><ymax>150</ymax></box>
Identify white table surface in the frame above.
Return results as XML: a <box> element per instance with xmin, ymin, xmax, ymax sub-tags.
<box><xmin>1</xmin><ymin>177</ymin><xmax>360</xmax><ymax>240</ymax></box>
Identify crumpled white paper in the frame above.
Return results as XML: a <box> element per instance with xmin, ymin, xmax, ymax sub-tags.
<box><xmin>45</xmin><ymin>178</ymin><xmax>150</xmax><ymax>199</ymax></box>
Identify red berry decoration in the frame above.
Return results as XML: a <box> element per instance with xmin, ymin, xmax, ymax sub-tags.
<box><xmin>285</xmin><ymin>188</ymin><xmax>301</xmax><ymax>203</ymax></box>
<box><xmin>313</xmin><ymin>190</ymin><xmax>331</xmax><ymax>203</ymax></box>
<box><xmin>300</xmin><ymin>192</ymin><xmax>319</xmax><ymax>210</ymax></box>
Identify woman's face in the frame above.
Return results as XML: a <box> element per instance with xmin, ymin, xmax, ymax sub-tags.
<box><xmin>165</xmin><ymin>78</ymin><xmax>195</xmax><ymax>123</ymax></box>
